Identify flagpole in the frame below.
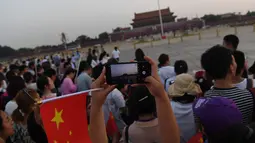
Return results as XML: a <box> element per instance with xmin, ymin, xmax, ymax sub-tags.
<box><xmin>41</xmin><ymin>88</ymin><xmax>103</xmax><ymax>104</ymax></box>
<box><xmin>157</xmin><ymin>0</ymin><xmax>164</xmax><ymax>37</ymax></box>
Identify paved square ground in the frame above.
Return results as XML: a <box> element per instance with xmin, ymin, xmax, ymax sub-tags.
<box><xmin>103</xmin><ymin>25</ymin><xmax>255</xmax><ymax>73</ymax></box>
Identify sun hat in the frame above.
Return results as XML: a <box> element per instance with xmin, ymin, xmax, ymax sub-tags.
<box><xmin>193</xmin><ymin>96</ymin><xmax>242</xmax><ymax>136</ymax></box>
<box><xmin>168</xmin><ymin>73</ymin><xmax>201</xmax><ymax>97</ymax></box>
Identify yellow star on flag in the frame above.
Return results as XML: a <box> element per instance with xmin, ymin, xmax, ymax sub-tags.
<box><xmin>54</xmin><ymin>140</ymin><xmax>58</xmax><ymax>143</ymax></box>
<box><xmin>69</xmin><ymin>130</ymin><xmax>72</xmax><ymax>136</ymax></box>
<box><xmin>51</xmin><ymin>108</ymin><xmax>64</xmax><ymax>130</ymax></box>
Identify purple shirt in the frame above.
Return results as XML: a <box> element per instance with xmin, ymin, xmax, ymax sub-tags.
<box><xmin>60</xmin><ymin>78</ymin><xmax>77</xmax><ymax>95</ymax></box>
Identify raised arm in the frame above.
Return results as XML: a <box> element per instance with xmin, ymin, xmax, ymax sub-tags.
<box><xmin>90</xmin><ymin>68</ymin><xmax>115</xmax><ymax>143</ymax></box>
<box><xmin>144</xmin><ymin>56</ymin><xmax>180</xmax><ymax>143</ymax></box>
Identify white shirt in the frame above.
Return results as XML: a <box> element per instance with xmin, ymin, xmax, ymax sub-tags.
<box><xmin>5</xmin><ymin>101</ymin><xmax>18</xmax><ymax>116</ymax></box>
<box><xmin>112</xmin><ymin>50</ymin><xmax>120</xmax><ymax>59</ymax></box>
<box><xmin>233</xmin><ymin>78</ymin><xmax>255</xmax><ymax>90</ymax></box>
<box><xmin>165</xmin><ymin>76</ymin><xmax>176</xmax><ymax>91</ymax></box>
<box><xmin>158</xmin><ymin>66</ymin><xmax>176</xmax><ymax>84</ymax></box>
<box><xmin>103</xmin><ymin>89</ymin><xmax>125</xmax><ymax>131</ymax></box>
<box><xmin>171</xmin><ymin>101</ymin><xmax>196</xmax><ymax>142</ymax></box>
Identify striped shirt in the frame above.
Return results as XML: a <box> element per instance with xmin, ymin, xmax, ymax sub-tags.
<box><xmin>205</xmin><ymin>87</ymin><xmax>254</xmax><ymax>125</ymax></box>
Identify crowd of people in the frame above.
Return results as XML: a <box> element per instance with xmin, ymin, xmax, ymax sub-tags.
<box><xmin>0</xmin><ymin>34</ymin><xmax>255</xmax><ymax>143</ymax></box>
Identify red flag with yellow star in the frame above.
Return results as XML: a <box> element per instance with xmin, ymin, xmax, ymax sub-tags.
<box><xmin>187</xmin><ymin>132</ymin><xmax>203</xmax><ymax>143</ymax></box>
<box><xmin>40</xmin><ymin>91</ymin><xmax>91</xmax><ymax>143</ymax></box>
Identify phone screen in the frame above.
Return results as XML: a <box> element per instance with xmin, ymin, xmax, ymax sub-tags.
<box><xmin>110</xmin><ymin>63</ymin><xmax>138</xmax><ymax>84</ymax></box>
<box><xmin>106</xmin><ymin>61</ymin><xmax>151</xmax><ymax>85</ymax></box>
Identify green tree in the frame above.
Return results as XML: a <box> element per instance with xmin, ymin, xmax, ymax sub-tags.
<box><xmin>98</xmin><ymin>32</ymin><xmax>109</xmax><ymax>40</ymax></box>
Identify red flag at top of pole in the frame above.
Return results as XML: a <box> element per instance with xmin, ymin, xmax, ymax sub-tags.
<box><xmin>40</xmin><ymin>91</ymin><xmax>92</xmax><ymax>143</ymax></box>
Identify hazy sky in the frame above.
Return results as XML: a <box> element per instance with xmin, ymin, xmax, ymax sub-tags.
<box><xmin>1</xmin><ymin>0</ymin><xmax>255</xmax><ymax>49</ymax></box>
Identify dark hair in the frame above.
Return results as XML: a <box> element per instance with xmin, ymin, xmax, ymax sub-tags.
<box><xmin>201</xmin><ymin>45</ymin><xmax>233</xmax><ymax>80</ymax></box>
<box><xmin>28</xmin><ymin>61</ymin><xmax>35</xmax><ymax>69</ymax></box>
<box><xmin>61</xmin><ymin>59</ymin><xmax>65</xmax><ymax>63</ymax></box>
<box><xmin>19</xmin><ymin>65</ymin><xmax>27</xmax><ymax>73</ymax></box>
<box><xmin>127</xmin><ymin>86</ymin><xmax>156</xmax><ymax>120</ymax></box>
<box><xmin>223</xmin><ymin>34</ymin><xmax>239</xmax><ymax>50</ymax></box>
<box><xmin>233</xmin><ymin>50</ymin><xmax>245</xmax><ymax>76</ymax></box>
<box><xmin>99</xmin><ymin>52</ymin><xmax>107</xmax><ymax>61</ymax></box>
<box><xmin>6</xmin><ymin>71</ymin><xmax>16</xmax><ymax>83</ymax></box>
<box><xmin>63</xmin><ymin>62</ymin><xmax>70</xmax><ymax>69</ymax></box>
<box><xmin>114</xmin><ymin>47</ymin><xmax>118</xmax><ymax>50</ymax></box>
<box><xmin>36</xmin><ymin>76</ymin><xmax>49</xmax><ymax>92</ymax></box>
<box><xmin>42</xmin><ymin>61</ymin><xmax>51</xmax><ymax>71</ymax></box>
<box><xmin>27</xmin><ymin>111</ymin><xmax>48</xmax><ymax>143</ymax></box>
<box><xmin>135</xmin><ymin>48</ymin><xmax>145</xmax><ymax>62</ymax></box>
<box><xmin>174</xmin><ymin>60</ymin><xmax>188</xmax><ymax>75</ymax></box>
<box><xmin>92</xmin><ymin>49</ymin><xmax>96</xmax><ymax>55</ymax></box>
<box><xmin>107</xmin><ymin>58</ymin><xmax>118</xmax><ymax>65</ymax></box>
<box><xmin>0</xmin><ymin>112</ymin><xmax>3</xmax><ymax>131</ymax></box>
<box><xmin>23</xmin><ymin>72</ymin><xmax>33</xmax><ymax>83</ymax></box>
<box><xmin>44</xmin><ymin>68</ymin><xmax>56</xmax><ymax>78</ymax></box>
<box><xmin>78</xmin><ymin>61</ymin><xmax>91</xmax><ymax>76</ymax></box>
<box><xmin>158</xmin><ymin>54</ymin><xmax>169</xmax><ymax>68</ymax></box>
<box><xmin>61</xmin><ymin>68</ymin><xmax>76</xmax><ymax>84</ymax></box>
<box><xmin>9</xmin><ymin>64</ymin><xmax>18</xmax><ymax>71</ymax></box>
<box><xmin>7</xmin><ymin>76</ymin><xmax>26</xmax><ymax>99</ymax></box>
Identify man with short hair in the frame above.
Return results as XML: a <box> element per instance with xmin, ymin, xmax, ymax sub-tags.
<box><xmin>165</xmin><ymin>60</ymin><xmax>188</xmax><ymax>90</ymax></box>
<box><xmin>77</xmin><ymin>61</ymin><xmax>92</xmax><ymax>92</ymax></box>
<box><xmin>232</xmin><ymin>50</ymin><xmax>255</xmax><ymax>89</ymax></box>
<box><xmin>201</xmin><ymin>45</ymin><xmax>254</xmax><ymax>124</ymax></box>
<box><xmin>223</xmin><ymin>34</ymin><xmax>239</xmax><ymax>51</ymax></box>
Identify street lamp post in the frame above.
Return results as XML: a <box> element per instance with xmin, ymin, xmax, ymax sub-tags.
<box><xmin>157</xmin><ymin>0</ymin><xmax>164</xmax><ymax>37</ymax></box>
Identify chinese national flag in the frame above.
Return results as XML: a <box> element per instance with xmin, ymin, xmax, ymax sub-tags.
<box><xmin>187</xmin><ymin>132</ymin><xmax>203</xmax><ymax>143</ymax></box>
<box><xmin>106</xmin><ymin>112</ymin><xmax>118</xmax><ymax>137</ymax></box>
<box><xmin>40</xmin><ymin>92</ymin><xmax>91</xmax><ymax>143</ymax></box>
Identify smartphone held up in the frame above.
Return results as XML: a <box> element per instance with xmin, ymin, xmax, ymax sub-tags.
<box><xmin>106</xmin><ymin>61</ymin><xmax>151</xmax><ymax>85</ymax></box>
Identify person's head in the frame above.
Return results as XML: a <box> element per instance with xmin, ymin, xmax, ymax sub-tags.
<box><xmin>61</xmin><ymin>59</ymin><xmax>65</xmax><ymax>63</ymax></box>
<box><xmin>201</xmin><ymin>45</ymin><xmax>236</xmax><ymax>81</ymax></box>
<box><xmin>7</xmin><ymin>76</ymin><xmax>26</xmax><ymax>99</ymax></box>
<box><xmin>44</xmin><ymin>68</ymin><xmax>57</xmax><ymax>82</ymax></box>
<box><xmin>174</xmin><ymin>60</ymin><xmax>188</xmax><ymax>75</ymax></box>
<box><xmin>135</xmin><ymin>48</ymin><xmax>145</xmax><ymax>62</ymax></box>
<box><xmin>158</xmin><ymin>54</ymin><xmax>170</xmax><ymax>68</ymax></box>
<box><xmin>127</xmin><ymin>86</ymin><xmax>156</xmax><ymax>120</ymax></box>
<box><xmin>9</xmin><ymin>64</ymin><xmax>19</xmax><ymax>75</ymax></box>
<box><xmin>0</xmin><ymin>111</ymin><xmax>14</xmax><ymax>141</ymax></box>
<box><xmin>37</xmin><ymin>76</ymin><xmax>55</xmax><ymax>95</ymax></box>
<box><xmin>41</xmin><ymin>61</ymin><xmax>51</xmax><ymax>71</ymax></box>
<box><xmin>64</xmin><ymin>62</ymin><xmax>71</xmax><ymax>70</ymax></box>
<box><xmin>99</xmin><ymin>52</ymin><xmax>107</xmax><ymax>61</ymax></box>
<box><xmin>62</xmin><ymin>68</ymin><xmax>76</xmax><ymax>82</ymax></box>
<box><xmin>114</xmin><ymin>47</ymin><xmax>118</xmax><ymax>51</ymax></box>
<box><xmin>168</xmin><ymin>74</ymin><xmax>201</xmax><ymax>103</ymax></box>
<box><xmin>233</xmin><ymin>50</ymin><xmax>245</xmax><ymax>77</ymax></box>
<box><xmin>23</xmin><ymin>72</ymin><xmax>34</xmax><ymax>84</ymax></box>
<box><xmin>28</xmin><ymin>61</ymin><xmax>35</xmax><ymax>70</ymax></box>
<box><xmin>19</xmin><ymin>65</ymin><xmax>28</xmax><ymax>75</ymax></box>
<box><xmin>78</xmin><ymin>61</ymin><xmax>92</xmax><ymax>76</ymax></box>
<box><xmin>0</xmin><ymin>64</ymin><xmax>4</xmax><ymax>73</ymax></box>
<box><xmin>223</xmin><ymin>34</ymin><xmax>239</xmax><ymax>51</ymax></box>
<box><xmin>12</xmin><ymin>89</ymin><xmax>40</xmax><ymax>123</ymax></box>
<box><xmin>92</xmin><ymin>49</ymin><xmax>96</xmax><ymax>55</ymax></box>
<box><xmin>193</xmin><ymin>97</ymin><xmax>243</xmax><ymax>142</ymax></box>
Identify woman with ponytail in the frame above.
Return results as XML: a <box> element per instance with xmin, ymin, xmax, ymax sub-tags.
<box><xmin>10</xmin><ymin>89</ymin><xmax>40</xmax><ymax>143</ymax></box>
